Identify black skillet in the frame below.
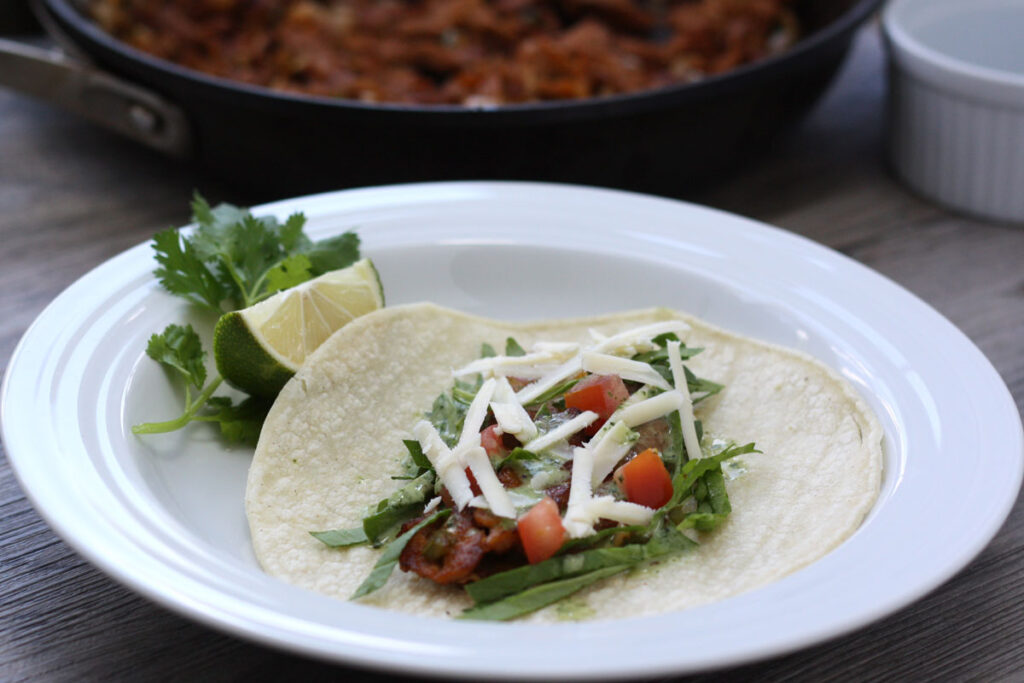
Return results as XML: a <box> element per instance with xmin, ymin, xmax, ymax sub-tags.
<box><xmin>1</xmin><ymin>0</ymin><xmax>882</xmax><ymax>196</ymax></box>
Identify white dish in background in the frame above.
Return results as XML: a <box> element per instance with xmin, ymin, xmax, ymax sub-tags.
<box><xmin>2</xmin><ymin>182</ymin><xmax>1021</xmax><ymax>679</ymax></box>
<box><xmin>884</xmin><ymin>0</ymin><xmax>1024</xmax><ymax>223</ymax></box>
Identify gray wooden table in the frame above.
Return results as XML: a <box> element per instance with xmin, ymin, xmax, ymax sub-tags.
<box><xmin>2</xmin><ymin>27</ymin><xmax>1023</xmax><ymax>682</ymax></box>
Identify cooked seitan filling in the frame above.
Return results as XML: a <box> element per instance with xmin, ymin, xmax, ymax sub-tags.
<box><xmin>90</xmin><ymin>0</ymin><xmax>798</xmax><ymax>104</ymax></box>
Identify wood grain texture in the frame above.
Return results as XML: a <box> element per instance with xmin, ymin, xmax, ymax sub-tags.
<box><xmin>1</xmin><ymin>27</ymin><xmax>1023</xmax><ymax>682</ymax></box>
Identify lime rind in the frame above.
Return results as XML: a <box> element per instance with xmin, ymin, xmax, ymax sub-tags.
<box><xmin>213</xmin><ymin>258</ymin><xmax>384</xmax><ymax>398</ymax></box>
<box><xmin>213</xmin><ymin>312</ymin><xmax>298</xmax><ymax>398</ymax></box>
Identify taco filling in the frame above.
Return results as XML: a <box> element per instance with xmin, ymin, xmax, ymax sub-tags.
<box><xmin>322</xmin><ymin>320</ymin><xmax>761</xmax><ymax>619</ymax></box>
<box><xmin>246</xmin><ymin>303</ymin><xmax>883</xmax><ymax>622</ymax></box>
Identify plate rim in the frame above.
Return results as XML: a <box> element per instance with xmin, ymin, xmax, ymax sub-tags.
<box><xmin>3</xmin><ymin>180</ymin><xmax>1022</xmax><ymax>679</ymax></box>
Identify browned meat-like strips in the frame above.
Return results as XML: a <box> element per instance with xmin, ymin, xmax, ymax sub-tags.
<box><xmin>399</xmin><ymin>510</ymin><xmax>487</xmax><ymax>584</ymax></box>
<box><xmin>473</xmin><ymin>508</ymin><xmax>521</xmax><ymax>553</ymax></box>
<box><xmin>399</xmin><ymin>500</ymin><xmax>526</xmax><ymax>583</ymax></box>
<box><xmin>89</xmin><ymin>0</ymin><xmax>798</xmax><ymax>104</ymax></box>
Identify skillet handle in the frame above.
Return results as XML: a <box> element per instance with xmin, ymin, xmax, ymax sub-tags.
<box><xmin>0</xmin><ymin>37</ymin><xmax>192</xmax><ymax>158</ymax></box>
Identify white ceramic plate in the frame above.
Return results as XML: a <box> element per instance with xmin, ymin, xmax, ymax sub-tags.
<box><xmin>3</xmin><ymin>182</ymin><xmax>1022</xmax><ymax>679</ymax></box>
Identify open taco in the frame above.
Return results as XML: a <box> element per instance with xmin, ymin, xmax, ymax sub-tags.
<box><xmin>246</xmin><ymin>302</ymin><xmax>882</xmax><ymax>621</ymax></box>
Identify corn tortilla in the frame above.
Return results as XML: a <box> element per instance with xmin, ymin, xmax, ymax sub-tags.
<box><xmin>246</xmin><ymin>302</ymin><xmax>883</xmax><ymax>621</ymax></box>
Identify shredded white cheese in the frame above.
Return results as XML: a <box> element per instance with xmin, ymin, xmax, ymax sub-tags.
<box><xmin>530</xmin><ymin>469</ymin><xmax>568</xmax><ymax>491</ymax></box>
<box><xmin>523</xmin><ymin>411</ymin><xmax>598</xmax><ymax>453</ymax></box>
<box><xmin>490</xmin><ymin>403</ymin><xmax>523</xmax><ymax>435</ymax></box>
<box><xmin>462</xmin><ymin>445</ymin><xmax>516</xmax><ymax>518</ymax></box>
<box><xmin>413</xmin><ymin>420</ymin><xmax>473</xmax><ymax>509</ymax></box>
<box><xmin>453</xmin><ymin>345</ymin><xmax>579</xmax><ymax>379</ymax></box>
<box><xmin>617</xmin><ymin>390</ymin><xmax>684</xmax><ymax>427</ymax></box>
<box><xmin>429</xmin><ymin>319</ymin><xmax>695</xmax><ymax>540</ymax></box>
<box><xmin>587</xmin><ymin>385</ymin><xmax>654</xmax><ymax>442</ymax></box>
<box><xmin>457</xmin><ymin>377</ymin><xmax>497</xmax><ymax>450</ymax></box>
<box><xmin>563</xmin><ymin>445</ymin><xmax>596</xmax><ymax>538</ymax></box>
<box><xmin>581</xmin><ymin>351</ymin><xmax>671</xmax><ymax>389</ymax></box>
<box><xmin>515</xmin><ymin>355</ymin><xmax>583</xmax><ymax>405</ymax></box>
<box><xmin>588</xmin><ymin>420</ymin><xmax>639</xmax><ymax>488</ymax></box>
<box><xmin>565</xmin><ymin>493</ymin><xmax>655</xmax><ymax>538</ymax></box>
<box><xmin>489</xmin><ymin>377</ymin><xmax>538</xmax><ymax>441</ymax></box>
<box><xmin>531</xmin><ymin>341</ymin><xmax>580</xmax><ymax>354</ymax></box>
<box><xmin>667</xmin><ymin>340</ymin><xmax>703</xmax><ymax>460</ymax></box>
<box><xmin>589</xmin><ymin>321</ymin><xmax>689</xmax><ymax>356</ymax></box>
<box><xmin>582</xmin><ymin>496</ymin><xmax>655</xmax><ymax>526</ymax></box>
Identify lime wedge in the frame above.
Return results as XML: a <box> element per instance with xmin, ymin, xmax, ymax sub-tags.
<box><xmin>214</xmin><ymin>258</ymin><xmax>384</xmax><ymax>397</ymax></box>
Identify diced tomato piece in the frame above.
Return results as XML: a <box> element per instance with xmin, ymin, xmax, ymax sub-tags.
<box><xmin>480</xmin><ymin>424</ymin><xmax>507</xmax><ymax>458</ymax></box>
<box><xmin>614</xmin><ymin>448</ymin><xmax>673</xmax><ymax>509</ymax></box>
<box><xmin>565</xmin><ymin>374</ymin><xmax>629</xmax><ymax>434</ymax></box>
<box><xmin>566</xmin><ymin>374</ymin><xmax>629</xmax><ymax>419</ymax></box>
<box><xmin>517</xmin><ymin>497</ymin><xmax>566</xmax><ymax>564</ymax></box>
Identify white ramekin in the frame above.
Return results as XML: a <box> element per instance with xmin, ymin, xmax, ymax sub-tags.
<box><xmin>883</xmin><ymin>0</ymin><xmax>1024</xmax><ymax>223</ymax></box>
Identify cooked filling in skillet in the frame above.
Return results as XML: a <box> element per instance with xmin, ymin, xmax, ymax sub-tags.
<box><xmin>89</xmin><ymin>0</ymin><xmax>798</xmax><ymax>105</ymax></box>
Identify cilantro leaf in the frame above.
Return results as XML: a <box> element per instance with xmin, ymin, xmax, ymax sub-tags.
<box><xmin>428</xmin><ymin>392</ymin><xmax>469</xmax><ymax>447</ymax></box>
<box><xmin>495</xmin><ymin>447</ymin><xmax>540</xmax><ymax>470</ymax></box>
<box><xmin>302</xmin><ymin>231</ymin><xmax>360</xmax><ymax>275</ymax></box>
<box><xmin>162</xmin><ymin>194</ymin><xmax>361</xmax><ymax>312</ymax></box>
<box><xmin>279</xmin><ymin>212</ymin><xmax>310</xmax><ymax>252</ymax></box>
<box><xmin>190</xmin><ymin>192</ymin><xmax>245</xmax><ymax>240</ymax></box>
<box><xmin>145</xmin><ymin>323</ymin><xmax>206</xmax><ymax>390</ymax></box>
<box><xmin>264</xmin><ymin>253</ymin><xmax>314</xmax><ymax>293</ymax></box>
<box><xmin>233</xmin><ymin>215</ymin><xmax>290</xmax><ymax>295</ymax></box>
<box><xmin>151</xmin><ymin>229</ymin><xmax>228</xmax><ymax>313</ymax></box>
<box><xmin>134</xmin><ymin>325</ymin><xmax>271</xmax><ymax>443</ymax></box>
<box><xmin>505</xmin><ymin>337</ymin><xmax>527</xmax><ymax>357</ymax></box>
<box><xmin>203</xmin><ymin>396</ymin><xmax>272</xmax><ymax>446</ymax></box>
<box><xmin>136</xmin><ymin>194</ymin><xmax>364</xmax><ymax>444</ymax></box>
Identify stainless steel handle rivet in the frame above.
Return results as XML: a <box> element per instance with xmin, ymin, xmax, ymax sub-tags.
<box><xmin>128</xmin><ymin>104</ymin><xmax>158</xmax><ymax>133</ymax></box>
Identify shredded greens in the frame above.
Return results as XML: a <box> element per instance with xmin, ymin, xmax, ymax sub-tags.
<box><xmin>505</xmin><ymin>337</ymin><xmax>527</xmax><ymax>357</ymax></box>
<box><xmin>313</xmin><ymin>327</ymin><xmax>759</xmax><ymax>620</ymax></box>
<box><xmin>351</xmin><ymin>510</ymin><xmax>450</xmax><ymax>599</ymax></box>
<box><xmin>310</xmin><ymin>527</ymin><xmax>368</xmax><ymax>548</ymax></box>
<box><xmin>362</xmin><ymin>471</ymin><xmax>436</xmax><ymax>545</ymax></box>
<box><xmin>459</xmin><ymin>449</ymin><xmax>749</xmax><ymax>620</ymax></box>
<box><xmin>459</xmin><ymin>567</ymin><xmax>629</xmax><ymax>621</ymax></box>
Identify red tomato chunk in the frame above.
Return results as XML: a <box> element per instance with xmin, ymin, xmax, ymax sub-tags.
<box><xmin>565</xmin><ymin>374</ymin><xmax>629</xmax><ymax>432</ymax></box>
<box><xmin>480</xmin><ymin>424</ymin><xmax>507</xmax><ymax>458</ymax></box>
<box><xmin>615</xmin><ymin>448</ymin><xmax>673</xmax><ymax>509</ymax></box>
<box><xmin>517</xmin><ymin>497</ymin><xmax>566</xmax><ymax>564</ymax></box>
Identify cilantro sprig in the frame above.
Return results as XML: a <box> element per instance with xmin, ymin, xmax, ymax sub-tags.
<box><xmin>154</xmin><ymin>194</ymin><xmax>359</xmax><ymax>313</ymax></box>
<box><xmin>133</xmin><ymin>195</ymin><xmax>360</xmax><ymax>444</ymax></box>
